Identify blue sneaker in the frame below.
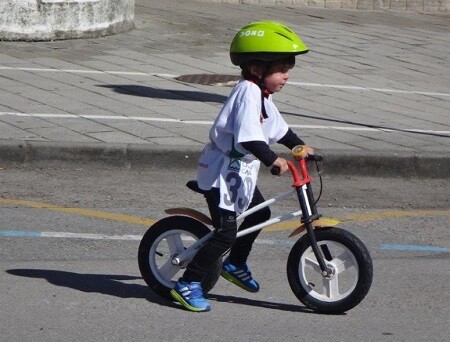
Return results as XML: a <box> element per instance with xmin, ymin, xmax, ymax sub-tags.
<box><xmin>221</xmin><ymin>258</ymin><xmax>260</xmax><ymax>293</ymax></box>
<box><xmin>170</xmin><ymin>279</ymin><xmax>211</xmax><ymax>312</ymax></box>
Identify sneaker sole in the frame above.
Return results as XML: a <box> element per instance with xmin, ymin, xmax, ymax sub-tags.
<box><xmin>220</xmin><ymin>270</ymin><xmax>259</xmax><ymax>293</ymax></box>
<box><xmin>170</xmin><ymin>289</ymin><xmax>211</xmax><ymax>312</ymax></box>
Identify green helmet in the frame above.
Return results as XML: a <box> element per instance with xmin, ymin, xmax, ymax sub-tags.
<box><xmin>230</xmin><ymin>21</ymin><xmax>309</xmax><ymax>66</ymax></box>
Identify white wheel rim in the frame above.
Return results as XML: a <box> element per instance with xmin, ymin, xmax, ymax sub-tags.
<box><xmin>148</xmin><ymin>230</ymin><xmax>197</xmax><ymax>288</ymax></box>
<box><xmin>299</xmin><ymin>240</ymin><xmax>359</xmax><ymax>302</ymax></box>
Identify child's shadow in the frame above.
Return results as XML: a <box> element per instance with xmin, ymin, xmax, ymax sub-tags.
<box><xmin>6</xmin><ymin>269</ymin><xmax>321</xmax><ymax>313</ymax></box>
<box><xmin>6</xmin><ymin>268</ymin><xmax>172</xmax><ymax>306</ymax></box>
<box><xmin>98</xmin><ymin>84</ymin><xmax>228</xmax><ymax>103</ymax></box>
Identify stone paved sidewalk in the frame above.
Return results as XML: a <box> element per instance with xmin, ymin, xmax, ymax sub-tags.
<box><xmin>0</xmin><ymin>0</ymin><xmax>449</xmax><ymax>176</ymax></box>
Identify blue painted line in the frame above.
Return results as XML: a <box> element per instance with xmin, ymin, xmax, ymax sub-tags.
<box><xmin>1</xmin><ymin>230</ymin><xmax>449</xmax><ymax>253</ymax></box>
<box><xmin>381</xmin><ymin>243</ymin><xmax>450</xmax><ymax>253</ymax></box>
<box><xmin>0</xmin><ymin>230</ymin><xmax>41</xmax><ymax>237</ymax></box>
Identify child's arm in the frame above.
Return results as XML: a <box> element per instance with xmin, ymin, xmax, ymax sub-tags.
<box><xmin>277</xmin><ymin>128</ymin><xmax>305</xmax><ymax>149</ymax></box>
<box><xmin>241</xmin><ymin>129</ymin><xmax>313</xmax><ymax>176</ymax></box>
<box><xmin>241</xmin><ymin>141</ymin><xmax>277</xmax><ymax>167</ymax></box>
<box><xmin>278</xmin><ymin>128</ymin><xmax>315</xmax><ymax>155</ymax></box>
<box><xmin>241</xmin><ymin>141</ymin><xmax>290</xmax><ymax>176</ymax></box>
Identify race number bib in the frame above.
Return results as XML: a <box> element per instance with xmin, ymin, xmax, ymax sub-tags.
<box><xmin>219</xmin><ymin>155</ymin><xmax>260</xmax><ymax>214</ymax></box>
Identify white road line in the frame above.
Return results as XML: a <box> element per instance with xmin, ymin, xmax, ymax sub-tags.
<box><xmin>42</xmin><ymin>231</ymin><xmax>143</xmax><ymax>240</ymax></box>
<box><xmin>1</xmin><ymin>112</ymin><xmax>449</xmax><ymax>135</ymax></box>
<box><xmin>2</xmin><ymin>230</ymin><xmax>449</xmax><ymax>251</ymax></box>
<box><xmin>1</xmin><ymin>65</ymin><xmax>449</xmax><ymax>97</ymax></box>
<box><xmin>0</xmin><ymin>66</ymin><xmax>176</xmax><ymax>78</ymax></box>
<box><xmin>289</xmin><ymin>81</ymin><xmax>450</xmax><ymax>98</ymax></box>
<box><xmin>0</xmin><ymin>229</ymin><xmax>294</xmax><ymax>246</ymax></box>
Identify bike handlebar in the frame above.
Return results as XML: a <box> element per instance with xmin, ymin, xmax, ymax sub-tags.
<box><xmin>270</xmin><ymin>153</ymin><xmax>323</xmax><ymax>176</ymax></box>
<box><xmin>310</xmin><ymin>154</ymin><xmax>324</xmax><ymax>162</ymax></box>
<box><xmin>270</xmin><ymin>165</ymin><xmax>281</xmax><ymax>176</ymax></box>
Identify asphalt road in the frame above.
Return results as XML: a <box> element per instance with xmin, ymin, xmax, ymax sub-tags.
<box><xmin>0</xmin><ymin>162</ymin><xmax>449</xmax><ymax>341</ymax></box>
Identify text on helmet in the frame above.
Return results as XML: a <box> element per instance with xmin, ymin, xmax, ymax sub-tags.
<box><xmin>240</xmin><ymin>30</ymin><xmax>265</xmax><ymax>37</ymax></box>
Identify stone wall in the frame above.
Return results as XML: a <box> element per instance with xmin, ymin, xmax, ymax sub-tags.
<box><xmin>195</xmin><ymin>0</ymin><xmax>448</xmax><ymax>11</ymax></box>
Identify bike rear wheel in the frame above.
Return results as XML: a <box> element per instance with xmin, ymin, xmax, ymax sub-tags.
<box><xmin>138</xmin><ymin>215</ymin><xmax>221</xmax><ymax>299</ymax></box>
<box><xmin>287</xmin><ymin>227</ymin><xmax>373</xmax><ymax>314</ymax></box>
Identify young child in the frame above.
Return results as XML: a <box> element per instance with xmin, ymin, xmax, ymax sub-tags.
<box><xmin>170</xmin><ymin>21</ymin><xmax>312</xmax><ymax>312</ymax></box>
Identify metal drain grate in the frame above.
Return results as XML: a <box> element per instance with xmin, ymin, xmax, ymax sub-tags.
<box><xmin>176</xmin><ymin>74</ymin><xmax>240</xmax><ymax>86</ymax></box>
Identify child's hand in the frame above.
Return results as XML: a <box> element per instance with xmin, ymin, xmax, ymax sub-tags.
<box><xmin>306</xmin><ymin>146</ymin><xmax>315</xmax><ymax>156</ymax></box>
<box><xmin>272</xmin><ymin>157</ymin><xmax>289</xmax><ymax>176</ymax></box>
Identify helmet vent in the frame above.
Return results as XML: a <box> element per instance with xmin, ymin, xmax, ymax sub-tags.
<box><xmin>275</xmin><ymin>32</ymin><xmax>293</xmax><ymax>42</ymax></box>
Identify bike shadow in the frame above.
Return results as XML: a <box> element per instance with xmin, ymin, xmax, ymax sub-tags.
<box><xmin>6</xmin><ymin>268</ymin><xmax>175</xmax><ymax>307</ymax></box>
<box><xmin>207</xmin><ymin>293</ymin><xmax>325</xmax><ymax>314</ymax></box>
<box><xmin>7</xmin><ymin>269</ymin><xmax>338</xmax><ymax>314</ymax></box>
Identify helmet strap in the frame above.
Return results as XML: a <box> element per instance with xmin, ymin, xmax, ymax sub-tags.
<box><xmin>242</xmin><ymin>62</ymin><xmax>274</xmax><ymax>119</ymax></box>
<box><xmin>244</xmin><ymin>78</ymin><xmax>272</xmax><ymax>120</ymax></box>
<box><xmin>243</xmin><ymin>74</ymin><xmax>270</xmax><ymax>120</ymax></box>
<box><xmin>259</xmin><ymin>65</ymin><xmax>273</xmax><ymax>119</ymax></box>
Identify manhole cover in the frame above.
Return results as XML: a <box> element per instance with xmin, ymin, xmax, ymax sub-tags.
<box><xmin>176</xmin><ymin>74</ymin><xmax>240</xmax><ymax>86</ymax></box>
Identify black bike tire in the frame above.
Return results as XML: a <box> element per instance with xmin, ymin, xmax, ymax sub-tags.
<box><xmin>287</xmin><ymin>227</ymin><xmax>373</xmax><ymax>314</ymax></box>
<box><xmin>138</xmin><ymin>215</ymin><xmax>222</xmax><ymax>299</ymax></box>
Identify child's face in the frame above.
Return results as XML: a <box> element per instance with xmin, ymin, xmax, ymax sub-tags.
<box><xmin>263</xmin><ymin>69</ymin><xmax>290</xmax><ymax>93</ymax></box>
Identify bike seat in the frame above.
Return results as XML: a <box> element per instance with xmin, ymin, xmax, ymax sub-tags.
<box><xmin>186</xmin><ymin>180</ymin><xmax>207</xmax><ymax>195</ymax></box>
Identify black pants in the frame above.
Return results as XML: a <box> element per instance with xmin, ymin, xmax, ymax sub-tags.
<box><xmin>182</xmin><ymin>186</ymin><xmax>271</xmax><ymax>282</ymax></box>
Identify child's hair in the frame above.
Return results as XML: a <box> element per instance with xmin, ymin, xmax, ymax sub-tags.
<box><xmin>241</xmin><ymin>56</ymin><xmax>295</xmax><ymax>81</ymax></box>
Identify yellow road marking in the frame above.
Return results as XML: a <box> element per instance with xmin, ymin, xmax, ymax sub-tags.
<box><xmin>1</xmin><ymin>197</ymin><xmax>449</xmax><ymax>232</ymax></box>
<box><xmin>264</xmin><ymin>221</ymin><xmax>299</xmax><ymax>232</ymax></box>
<box><xmin>342</xmin><ymin>209</ymin><xmax>450</xmax><ymax>222</ymax></box>
<box><xmin>0</xmin><ymin>197</ymin><xmax>156</xmax><ymax>226</ymax></box>
<box><xmin>262</xmin><ymin>209</ymin><xmax>450</xmax><ymax>232</ymax></box>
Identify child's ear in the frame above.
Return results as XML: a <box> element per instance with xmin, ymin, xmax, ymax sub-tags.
<box><xmin>249</xmin><ymin>65</ymin><xmax>263</xmax><ymax>78</ymax></box>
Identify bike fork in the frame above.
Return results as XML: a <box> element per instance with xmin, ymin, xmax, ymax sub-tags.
<box><xmin>296</xmin><ymin>184</ymin><xmax>332</xmax><ymax>277</ymax></box>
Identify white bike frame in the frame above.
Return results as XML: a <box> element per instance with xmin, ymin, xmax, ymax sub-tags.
<box><xmin>170</xmin><ymin>186</ymin><xmax>310</xmax><ymax>266</ymax></box>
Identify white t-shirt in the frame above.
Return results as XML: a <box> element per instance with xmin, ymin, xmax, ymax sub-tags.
<box><xmin>209</xmin><ymin>79</ymin><xmax>289</xmax><ymax>156</ymax></box>
<box><xmin>197</xmin><ymin>79</ymin><xmax>289</xmax><ymax>213</ymax></box>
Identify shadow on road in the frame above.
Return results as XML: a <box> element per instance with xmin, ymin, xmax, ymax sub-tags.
<box><xmin>99</xmin><ymin>85</ymin><xmax>448</xmax><ymax>138</ymax></box>
<box><xmin>207</xmin><ymin>293</ymin><xmax>323</xmax><ymax>314</ymax></box>
<box><xmin>6</xmin><ymin>268</ymin><xmax>169</xmax><ymax>304</ymax></box>
<box><xmin>6</xmin><ymin>268</ymin><xmax>327</xmax><ymax>313</ymax></box>
<box><xmin>98</xmin><ymin>84</ymin><xmax>228</xmax><ymax>104</ymax></box>
<box><xmin>281</xmin><ymin>111</ymin><xmax>449</xmax><ymax>138</ymax></box>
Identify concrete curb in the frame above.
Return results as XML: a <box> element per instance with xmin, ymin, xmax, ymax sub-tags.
<box><xmin>0</xmin><ymin>140</ymin><xmax>448</xmax><ymax>178</ymax></box>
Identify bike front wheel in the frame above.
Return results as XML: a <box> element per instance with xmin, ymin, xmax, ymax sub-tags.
<box><xmin>138</xmin><ymin>215</ymin><xmax>221</xmax><ymax>299</ymax></box>
<box><xmin>287</xmin><ymin>227</ymin><xmax>373</xmax><ymax>314</ymax></box>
